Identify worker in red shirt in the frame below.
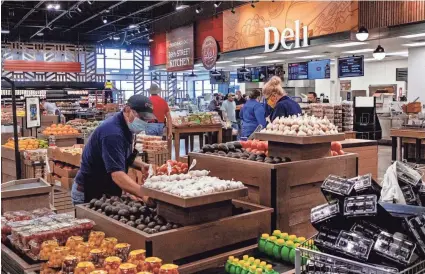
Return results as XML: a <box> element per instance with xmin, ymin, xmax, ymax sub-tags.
<box><xmin>146</xmin><ymin>84</ymin><xmax>172</xmax><ymax>139</ymax></box>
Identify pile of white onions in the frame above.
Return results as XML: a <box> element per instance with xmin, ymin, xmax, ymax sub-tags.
<box><xmin>144</xmin><ymin>170</ymin><xmax>245</xmax><ymax>198</ymax></box>
<box><xmin>260</xmin><ymin>114</ymin><xmax>339</xmax><ymax>136</ymax></box>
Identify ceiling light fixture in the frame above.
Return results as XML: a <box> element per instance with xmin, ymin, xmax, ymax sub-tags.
<box><xmin>113</xmin><ymin>36</ymin><xmax>120</xmax><ymax>41</ymax></box>
<box><xmin>188</xmin><ymin>70</ymin><xmax>197</xmax><ymax>77</ymax></box>
<box><xmin>373</xmin><ymin>45</ymin><xmax>386</xmax><ymax>60</ymax></box>
<box><xmin>144</xmin><ymin>26</ymin><xmax>149</xmax><ymax>32</ymax></box>
<box><xmin>403</xmin><ymin>42</ymin><xmax>425</xmax><ymax>47</ymax></box>
<box><xmin>54</xmin><ymin>4</ymin><xmax>60</xmax><ymax>10</ymax></box>
<box><xmin>36</xmin><ymin>32</ymin><xmax>44</xmax><ymax>36</ymax></box>
<box><xmin>277</xmin><ymin>49</ymin><xmax>310</xmax><ymax>55</ymax></box>
<box><xmin>128</xmin><ymin>24</ymin><xmax>138</xmax><ymax>29</ymax></box>
<box><xmin>47</xmin><ymin>4</ymin><xmax>53</xmax><ymax>9</ymax></box>
<box><xmin>87</xmin><ymin>1</ymin><xmax>92</xmax><ymax>4</ymax></box>
<box><xmin>356</xmin><ymin>26</ymin><xmax>369</xmax><ymax>41</ymax></box>
<box><xmin>216</xmin><ymin>60</ymin><xmax>232</xmax><ymax>64</ymax></box>
<box><xmin>210</xmin><ymin>65</ymin><xmax>222</xmax><ymax>76</ymax></box>
<box><xmin>176</xmin><ymin>3</ymin><xmax>189</xmax><ymax>10</ymax></box>
<box><xmin>298</xmin><ymin>55</ymin><xmax>326</xmax><ymax>59</ymax></box>
<box><xmin>238</xmin><ymin>57</ymin><xmax>250</xmax><ymax>73</ymax></box>
<box><xmin>149</xmin><ymin>37</ymin><xmax>154</xmax><ymax>42</ymax></box>
<box><xmin>342</xmin><ymin>48</ymin><xmax>374</xmax><ymax>54</ymax></box>
<box><xmin>230</xmin><ymin>64</ymin><xmax>252</xmax><ymax>67</ymax></box>
<box><xmin>214</xmin><ymin>1</ymin><xmax>221</xmax><ymax>8</ymax></box>
<box><xmin>386</xmin><ymin>51</ymin><xmax>408</xmax><ymax>57</ymax></box>
<box><xmin>76</xmin><ymin>6</ymin><xmax>82</xmax><ymax>12</ymax></box>
<box><xmin>260</xmin><ymin>60</ymin><xmax>284</xmax><ymax>64</ymax></box>
<box><xmin>195</xmin><ymin>7</ymin><xmax>202</xmax><ymax>14</ymax></box>
<box><xmin>399</xmin><ymin>33</ymin><xmax>425</xmax><ymax>39</ymax></box>
<box><xmin>1</xmin><ymin>29</ymin><xmax>10</xmax><ymax>34</ymax></box>
<box><xmin>101</xmin><ymin>16</ymin><xmax>107</xmax><ymax>24</ymax></box>
<box><xmin>328</xmin><ymin>42</ymin><xmax>367</xmax><ymax>48</ymax></box>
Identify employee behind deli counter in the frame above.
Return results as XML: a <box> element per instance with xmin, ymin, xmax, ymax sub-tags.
<box><xmin>71</xmin><ymin>95</ymin><xmax>154</xmax><ymax>204</ymax></box>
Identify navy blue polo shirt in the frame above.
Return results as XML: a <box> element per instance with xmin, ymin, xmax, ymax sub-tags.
<box><xmin>270</xmin><ymin>96</ymin><xmax>302</xmax><ymax>122</ymax></box>
<box><xmin>75</xmin><ymin>112</ymin><xmax>133</xmax><ymax>202</ymax></box>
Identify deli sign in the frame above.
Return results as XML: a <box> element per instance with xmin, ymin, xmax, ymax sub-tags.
<box><xmin>264</xmin><ymin>20</ymin><xmax>309</xmax><ymax>53</ymax></box>
<box><xmin>166</xmin><ymin>24</ymin><xmax>194</xmax><ymax>72</ymax></box>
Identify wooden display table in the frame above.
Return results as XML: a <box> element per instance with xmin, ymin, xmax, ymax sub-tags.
<box><xmin>340</xmin><ymin>139</ymin><xmax>378</xmax><ymax>180</ymax></box>
<box><xmin>344</xmin><ymin>131</ymin><xmax>356</xmax><ymax>139</ymax></box>
<box><xmin>1</xmin><ymin>243</ymin><xmax>42</xmax><ymax>274</ymax></box>
<box><xmin>188</xmin><ymin>152</ymin><xmax>357</xmax><ymax>237</ymax></box>
<box><xmin>172</xmin><ymin>124</ymin><xmax>222</xmax><ymax>161</ymax></box>
<box><xmin>390</xmin><ymin>127</ymin><xmax>425</xmax><ymax>163</ymax></box>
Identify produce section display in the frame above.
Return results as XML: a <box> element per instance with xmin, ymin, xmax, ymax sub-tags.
<box><xmin>136</xmin><ymin>135</ymin><xmax>168</xmax><ymax>152</ymax></box>
<box><xmin>155</xmin><ymin>160</ymin><xmax>188</xmax><ymax>175</ymax></box>
<box><xmin>86</xmin><ymin>194</ymin><xmax>183</xmax><ymax>234</ymax></box>
<box><xmin>171</xmin><ymin>112</ymin><xmax>221</xmax><ymax>127</ymax></box>
<box><xmin>200</xmin><ymin>141</ymin><xmax>290</xmax><ymax>164</ymax></box>
<box><xmin>66</xmin><ymin>119</ymin><xmax>101</xmax><ymax>136</ymax></box>
<box><xmin>304</xmin><ymin>172</ymin><xmax>425</xmax><ymax>271</ymax></box>
<box><xmin>259</xmin><ymin>114</ymin><xmax>339</xmax><ymax>136</ymax></box>
<box><xmin>42</xmin><ymin>124</ymin><xmax>80</xmax><ymax>136</ymax></box>
<box><xmin>3</xmin><ymin>137</ymin><xmax>48</xmax><ymax>150</ymax></box>
<box><xmin>144</xmin><ymin>170</ymin><xmax>245</xmax><ymax>198</ymax></box>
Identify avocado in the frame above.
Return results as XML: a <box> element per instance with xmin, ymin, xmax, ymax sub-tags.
<box><xmin>147</xmin><ymin>222</ymin><xmax>156</xmax><ymax>228</ymax></box>
<box><xmin>94</xmin><ymin>200</ymin><xmax>103</xmax><ymax>209</ymax></box>
<box><xmin>101</xmin><ymin>203</ymin><xmax>108</xmax><ymax>211</ymax></box>
<box><xmin>105</xmin><ymin>199</ymin><xmax>111</xmax><ymax>204</ymax></box>
<box><xmin>150</xmin><ymin>229</ymin><xmax>158</xmax><ymax>234</ymax></box>
<box><xmin>89</xmin><ymin>199</ymin><xmax>97</xmax><ymax>208</ymax></box>
<box><xmin>144</xmin><ymin>216</ymin><xmax>151</xmax><ymax>224</ymax></box>
<box><xmin>119</xmin><ymin>218</ymin><xmax>128</xmax><ymax>223</ymax></box>
<box><xmin>226</xmin><ymin>143</ymin><xmax>236</xmax><ymax>151</ymax></box>
<box><xmin>112</xmin><ymin>215</ymin><xmax>120</xmax><ymax>221</ymax></box>
<box><xmin>284</xmin><ymin>157</ymin><xmax>291</xmax><ymax>162</ymax></box>
<box><xmin>126</xmin><ymin>221</ymin><xmax>136</xmax><ymax>227</ymax></box>
<box><xmin>129</xmin><ymin>207</ymin><xmax>138</xmax><ymax>215</ymax></box>
<box><xmin>159</xmin><ymin>226</ymin><xmax>168</xmax><ymax>232</ymax></box>
<box><xmin>218</xmin><ymin>144</ymin><xmax>229</xmax><ymax>153</ymax></box>
<box><xmin>235</xmin><ymin>148</ymin><xmax>243</xmax><ymax>153</ymax></box>
<box><xmin>96</xmin><ymin>208</ymin><xmax>102</xmax><ymax>213</ymax></box>
<box><xmin>143</xmin><ymin>228</ymin><xmax>151</xmax><ymax>234</ymax></box>
<box><xmin>129</xmin><ymin>215</ymin><xmax>136</xmax><ymax>221</ymax></box>
<box><xmin>118</xmin><ymin>209</ymin><xmax>130</xmax><ymax>217</ymax></box>
<box><xmin>105</xmin><ymin>206</ymin><xmax>113</xmax><ymax>216</ymax></box>
<box><xmin>202</xmin><ymin>145</ymin><xmax>213</xmax><ymax>153</ymax></box>
<box><xmin>273</xmin><ymin>157</ymin><xmax>283</xmax><ymax>163</ymax></box>
<box><xmin>211</xmin><ymin>143</ymin><xmax>219</xmax><ymax>150</ymax></box>
<box><xmin>154</xmin><ymin>225</ymin><xmax>161</xmax><ymax>231</ymax></box>
<box><xmin>136</xmin><ymin>224</ymin><xmax>146</xmax><ymax>230</ymax></box>
<box><xmin>233</xmin><ymin>142</ymin><xmax>242</xmax><ymax>149</ymax></box>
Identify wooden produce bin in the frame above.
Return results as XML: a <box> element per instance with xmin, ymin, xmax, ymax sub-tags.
<box><xmin>1</xmin><ymin>146</ymin><xmax>20</xmax><ymax>183</ymax></box>
<box><xmin>76</xmin><ymin>200</ymin><xmax>272</xmax><ymax>269</ymax></box>
<box><xmin>189</xmin><ymin>152</ymin><xmax>357</xmax><ymax>237</ymax></box>
<box><xmin>1</xmin><ymin>178</ymin><xmax>51</xmax><ymax>213</ymax></box>
<box><xmin>1</xmin><ymin>243</ymin><xmax>42</xmax><ymax>274</ymax></box>
<box><xmin>41</xmin><ymin>134</ymin><xmax>81</xmax><ymax>147</ymax></box>
<box><xmin>341</xmin><ymin>139</ymin><xmax>378</xmax><ymax>180</ymax></box>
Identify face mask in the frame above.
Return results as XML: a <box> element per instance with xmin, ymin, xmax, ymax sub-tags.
<box><xmin>128</xmin><ymin>117</ymin><xmax>148</xmax><ymax>133</ymax></box>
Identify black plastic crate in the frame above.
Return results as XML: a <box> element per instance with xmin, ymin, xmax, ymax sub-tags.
<box><xmin>321</xmin><ymin>175</ymin><xmax>356</xmax><ymax>202</ymax></box>
<box><xmin>351</xmin><ymin>220</ymin><xmax>387</xmax><ymax>240</ymax></box>
<box><xmin>344</xmin><ymin>195</ymin><xmax>378</xmax><ymax>218</ymax></box>
<box><xmin>373</xmin><ymin>231</ymin><xmax>418</xmax><ymax>267</ymax></box>
<box><xmin>335</xmin><ymin>230</ymin><xmax>374</xmax><ymax>261</ymax></box>
<box><xmin>349</xmin><ymin>173</ymin><xmax>381</xmax><ymax>197</ymax></box>
<box><xmin>311</xmin><ymin>200</ymin><xmax>344</xmax><ymax>229</ymax></box>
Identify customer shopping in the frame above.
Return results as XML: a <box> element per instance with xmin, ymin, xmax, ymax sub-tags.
<box><xmin>146</xmin><ymin>84</ymin><xmax>172</xmax><ymax>139</ymax></box>
<box><xmin>240</xmin><ymin>89</ymin><xmax>266</xmax><ymax>138</ymax></box>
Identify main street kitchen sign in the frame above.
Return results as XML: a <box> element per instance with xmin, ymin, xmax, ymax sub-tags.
<box><xmin>166</xmin><ymin>25</ymin><xmax>194</xmax><ymax>72</ymax></box>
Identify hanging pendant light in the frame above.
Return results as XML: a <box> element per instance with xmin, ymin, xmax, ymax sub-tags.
<box><xmin>188</xmin><ymin>70</ymin><xmax>197</xmax><ymax>77</ymax></box>
<box><xmin>239</xmin><ymin>57</ymin><xmax>250</xmax><ymax>73</ymax></box>
<box><xmin>356</xmin><ymin>26</ymin><xmax>369</xmax><ymax>41</ymax></box>
<box><xmin>210</xmin><ymin>64</ymin><xmax>221</xmax><ymax>76</ymax></box>
<box><xmin>373</xmin><ymin>45</ymin><xmax>386</xmax><ymax>60</ymax></box>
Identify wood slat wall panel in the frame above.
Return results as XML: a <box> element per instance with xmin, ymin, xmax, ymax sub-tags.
<box><xmin>359</xmin><ymin>0</ymin><xmax>425</xmax><ymax>29</ymax></box>
<box><xmin>4</xmin><ymin>60</ymin><xmax>82</xmax><ymax>73</ymax></box>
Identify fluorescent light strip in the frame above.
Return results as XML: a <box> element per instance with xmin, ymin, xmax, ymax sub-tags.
<box><xmin>386</xmin><ymin>51</ymin><xmax>408</xmax><ymax>56</ymax></box>
<box><xmin>364</xmin><ymin>58</ymin><xmax>377</xmax><ymax>62</ymax></box>
<box><xmin>276</xmin><ymin>49</ymin><xmax>310</xmax><ymax>55</ymax></box>
<box><xmin>230</xmin><ymin>64</ymin><xmax>252</xmax><ymax>67</ymax></box>
<box><xmin>403</xmin><ymin>42</ymin><xmax>425</xmax><ymax>47</ymax></box>
<box><xmin>297</xmin><ymin>55</ymin><xmax>326</xmax><ymax>59</ymax></box>
<box><xmin>243</xmin><ymin>56</ymin><xmax>263</xmax><ymax>60</ymax></box>
<box><xmin>342</xmin><ymin>48</ymin><xmax>374</xmax><ymax>54</ymax></box>
<box><xmin>194</xmin><ymin>64</ymin><xmax>203</xmax><ymax>67</ymax></box>
<box><xmin>399</xmin><ymin>33</ymin><xmax>425</xmax><ymax>39</ymax></box>
<box><xmin>328</xmin><ymin>42</ymin><xmax>367</xmax><ymax>48</ymax></box>
<box><xmin>216</xmin><ymin>61</ymin><xmax>232</xmax><ymax>64</ymax></box>
<box><xmin>259</xmin><ymin>60</ymin><xmax>284</xmax><ymax>64</ymax></box>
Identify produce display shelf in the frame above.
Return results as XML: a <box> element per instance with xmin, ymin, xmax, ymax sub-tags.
<box><xmin>295</xmin><ymin>236</ymin><xmax>425</xmax><ymax>274</ymax></box>
<box><xmin>254</xmin><ymin>132</ymin><xmax>345</xmax><ymax>145</ymax></box>
<box><xmin>75</xmin><ymin>200</ymin><xmax>272</xmax><ymax>268</ymax></box>
<box><xmin>1</xmin><ymin>243</ymin><xmax>42</xmax><ymax>274</ymax></box>
<box><xmin>140</xmin><ymin>186</ymin><xmax>248</xmax><ymax>208</ymax></box>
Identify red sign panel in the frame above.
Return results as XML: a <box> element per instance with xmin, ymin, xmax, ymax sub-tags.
<box><xmin>166</xmin><ymin>25</ymin><xmax>194</xmax><ymax>72</ymax></box>
<box><xmin>201</xmin><ymin>36</ymin><xmax>218</xmax><ymax>70</ymax></box>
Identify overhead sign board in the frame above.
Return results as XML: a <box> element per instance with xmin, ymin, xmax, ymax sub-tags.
<box><xmin>166</xmin><ymin>25</ymin><xmax>194</xmax><ymax>72</ymax></box>
<box><xmin>201</xmin><ymin>36</ymin><xmax>218</xmax><ymax>70</ymax></box>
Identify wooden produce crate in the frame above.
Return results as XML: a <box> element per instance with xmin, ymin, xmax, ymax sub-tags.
<box><xmin>1</xmin><ymin>243</ymin><xmax>42</xmax><ymax>274</ymax></box>
<box><xmin>50</xmin><ymin>186</ymin><xmax>74</xmax><ymax>214</ymax></box>
<box><xmin>48</xmin><ymin>146</ymin><xmax>82</xmax><ymax>167</ymax></box>
<box><xmin>40</xmin><ymin>134</ymin><xmax>81</xmax><ymax>147</ymax></box>
<box><xmin>144</xmin><ymin>149</ymin><xmax>170</xmax><ymax>166</ymax></box>
<box><xmin>254</xmin><ymin>133</ymin><xmax>345</xmax><ymax>161</ymax></box>
<box><xmin>75</xmin><ymin>200</ymin><xmax>272</xmax><ymax>268</ymax></box>
<box><xmin>188</xmin><ymin>152</ymin><xmax>358</xmax><ymax>237</ymax></box>
<box><xmin>22</xmin><ymin>159</ymin><xmax>46</xmax><ymax>179</ymax></box>
<box><xmin>1</xmin><ymin>178</ymin><xmax>51</xmax><ymax>213</ymax></box>
<box><xmin>1</xmin><ymin>146</ymin><xmax>21</xmax><ymax>183</ymax></box>
<box><xmin>341</xmin><ymin>139</ymin><xmax>378</xmax><ymax>180</ymax></box>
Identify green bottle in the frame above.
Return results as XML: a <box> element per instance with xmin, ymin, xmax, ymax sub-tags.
<box><xmin>229</xmin><ymin>258</ymin><xmax>239</xmax><ymax>274</ymax></box>
<box><xmin>272</xmin><ymin>239</ymin><xmax>285</xmax><ymax>260</ymax></box>
<box><xmin>264</xmin><ymin>236</ymin><xmax>277</xmax><ymax>257</ymax></box>
<box><xmin>241</xmin><ymin>262</ymin><xmax>250</xmax><ymax>274</ymax></box>
<box><xmin>281</xmin><ymin>240</ymin><xmax>293</xmax><ymax>262</ymax></box>
<box><xmin>264</xmin><ymin>264</ymin><xmax>274</xmax><ymax>274</ymax></box>
<box><xmin>280</xmin><ymin>232</ymin><xmax>289</xmax><ymax>240</ymax></box>
<box><xmin>258</xmin><ymin>233</ymin><xmax>269</xmax><ymax>253</ymax></box>
<box><xmin>289</xmin><ymin>243</ymin><xmax>300</xmax><ymax>264</ymax></box>
<box><xmin>235</xmin><ymin>262</ymin><xmax>243</xmax><ymax>274</ymax></box>
<box><xmin>248</xmin><ymin>265</ymin><xmax>257</xmax><ymax>274</ymax></box>
<box><xmin>295</xmin><ymin>236</ymin><xmax>306</xmax><ymax>244</ymax></box>
<box><xmin>225</xmin><ymin>256</ymin><xmax>235</xmax><ymax>273</ymax></box>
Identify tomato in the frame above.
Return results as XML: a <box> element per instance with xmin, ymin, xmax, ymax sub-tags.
<box><xmin>257</xmin><ymin>142</ymin><xmax>266</xmax><ymax>151</ymax></box>
<box><xmin>331</xmin><ymin>150</ymin><xmax>338</xmax><ymax>156</ymax></box>
<box><xmin>337</xmin><ymin>150</ymin><xmax>345</xmax><ymax>155</ymax></box>
<box><xmin>182</xmin><ymin>168</ymin><xmax>188</xmax><ymax>173</ymax></box>
<box><xmin>181</xmin><ymin>163</ymin><xmax>188</xmax><ymax>169</ymax></box>
<box><xmin>240</xmin><ymin>141</ymin><xmax>247</xmax><ymax>148</ymax></box>
<box><xmin>251</xmin><ymin>149</ymin><xmax>258</xmax><ymax>154</ymax></box>
<box><xmin>331</xmin><ymin>142</ymin><xmax>342</xmax><ymax>152</ymax></box>
<box><xmin>264</xmin><ymin>142</ymin><xmax>268</xmax><ymax>150</ymax></box>
<box><xmin>170</xmin><ymin>167</ymin><xmax>178</xmax><ymax>175</ymax></box>
<box><xmin>246</xmin><ymin>140</ymin><xmax>253</xmax><ymax>148</ymax></box>
<box><xmin>159</xmin><ymin>166</ymin><xmax>167</xmax><ymax>173</ymax></box>
<box><xmin>251</xmin><ymin>141</ymin><xmax>258</xmax><ymax>150</ymax></box>
<box><xmin>245</xmin><ymin>148</ymin><xmax>252</xmax><ymax>152</ymax></box>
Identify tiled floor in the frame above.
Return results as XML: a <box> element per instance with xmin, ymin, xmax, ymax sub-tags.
<box><xmin>378</xmin><ymin>145</ymin><xmax>392</xmax><ymax>182</ymax></box>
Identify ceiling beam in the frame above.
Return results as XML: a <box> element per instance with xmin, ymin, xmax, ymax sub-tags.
<box><xmin>86</xmin><ymin>1</ymin><xmax>169</xmax><ymax>34</ymax></box>
<box><xmin>29</xmin><ymin>0</ymin><xmax>86</xmax><ymax>39</ymax></box>
<box><xmin>63</xmin><ymin>0</ymin><xmax>127</xmax><ymax>33</ymax></box>
<box><xmin>14</xmin><ymin>1</ymin><xmax>45</xmax><ymax>29</ymax></box>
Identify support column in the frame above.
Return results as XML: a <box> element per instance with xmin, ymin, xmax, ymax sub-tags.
<box><xmin>407</xmin><ymin>47</ymin><xmax>425</xmax><ymax>104</ymax></box>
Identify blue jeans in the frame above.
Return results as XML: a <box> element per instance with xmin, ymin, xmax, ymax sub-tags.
<box><xmin>146</xmin><ymin>123</ymin><xmax>165</xmax><ymax>136</ymax></box>
<box><xmin>71</xmin><ymin>181</ymin><xmax>85</xmax><ymax>205</ymax></box>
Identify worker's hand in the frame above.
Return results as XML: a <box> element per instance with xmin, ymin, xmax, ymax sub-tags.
<box><xmin>167</xmin><ymin>131</ymin><xmax>173</xmax><ymax>140</ymax></box>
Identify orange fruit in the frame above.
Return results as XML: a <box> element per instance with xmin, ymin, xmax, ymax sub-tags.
<box><xmin>51</xmin><ymin>124</ymin><xmax>57</xmax><ymax>128</ymax></box>
<box><xmin>58</xmin><ymin>124</ymin><xmax>63</xmax><ymax>128</ymax></box>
